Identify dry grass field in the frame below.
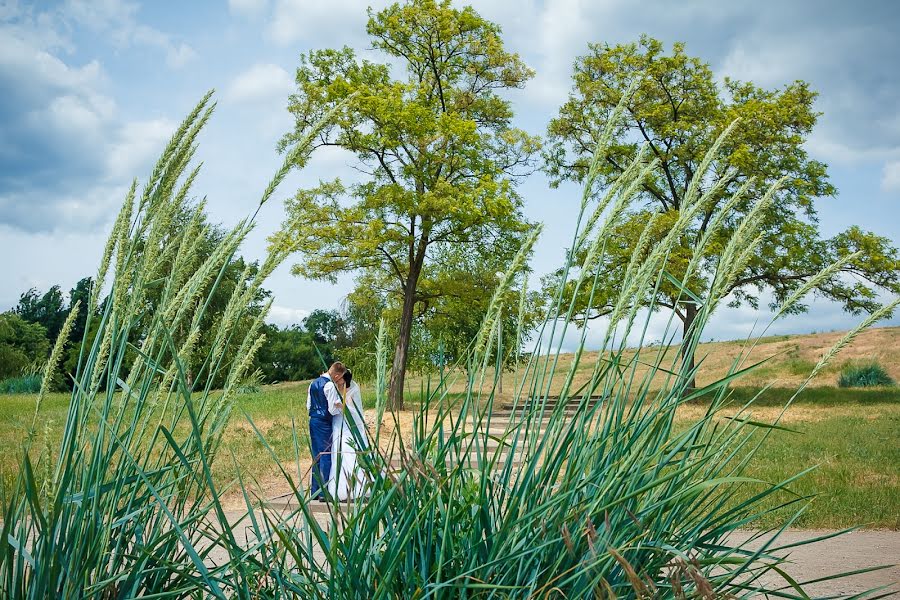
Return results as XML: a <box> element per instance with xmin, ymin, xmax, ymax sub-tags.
<box><xmin>407</xmin><ymin>326</ymin><xmax>900</xmax><ymax>396</ymax></box>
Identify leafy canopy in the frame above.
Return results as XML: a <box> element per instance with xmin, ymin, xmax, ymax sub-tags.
<box><xmin>0</xmin><ymin>313</ymin><xmax>49</xmax><ymax>379</ymax></box>
<box><xmin>544</xmin><ymin>36</ymin><xmax>899</xmax><ymax>325</ymax></box>
<box><xmin>275</xmin><ymin>0</ymin><xmax>540</xmax><ymax>405</ymax></box>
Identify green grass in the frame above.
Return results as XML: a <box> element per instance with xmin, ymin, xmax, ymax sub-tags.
<box><xmin>721</xmin><ymin>385</ymin><xmax>900</xmax><ymax>406</ymax></box>
<box><xmin>733</xmin><ymin>403</ymin><xmax>900</xmax><ymax>529</ymax></box>
<box><xmin>4</xmin><ymin>385</ymin><xmax>897</xmax><ymax>528</ymax></box>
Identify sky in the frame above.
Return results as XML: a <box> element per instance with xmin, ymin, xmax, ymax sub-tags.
<box><xmin>1</xmin><ymin>0</ymin><xmax>898</xmax><ymax>351</ymax></box>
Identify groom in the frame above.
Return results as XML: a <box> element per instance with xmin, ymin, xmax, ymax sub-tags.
<box><xmin>307</xmin><ymin>361</ymin><xmax>346</xmax><ymax>500</ymax></box>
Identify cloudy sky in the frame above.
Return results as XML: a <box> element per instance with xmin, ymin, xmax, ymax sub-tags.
<box><xmin>1</xmin><ymin>0</ymin><xmax>898</xmax><ymax>349</ymax></box>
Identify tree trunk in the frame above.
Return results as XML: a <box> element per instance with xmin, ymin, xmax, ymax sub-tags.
<box><xmin>388</xmin><ymin>266</ymin><xmax>421</xmax><ymax>411</ymax></box>
<box><xmin>681</xmin><ymin>302</ymin><xmax>698</xmax><ymax>392</ymax></box>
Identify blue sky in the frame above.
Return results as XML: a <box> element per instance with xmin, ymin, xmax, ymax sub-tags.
<box><xmin>1</xmin><ymin>0</ymin><xmax>898</xmax><ymax>348</ymax></box>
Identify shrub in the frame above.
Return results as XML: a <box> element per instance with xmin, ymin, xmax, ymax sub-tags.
<box><xmin>839</xmin><ymin>361</ymin><xmax>895</xmax><ymax>387</ymax></box>
<box><xmin>0</xmin><ymin>374</ymin><xmax>41</xmax><ymax>394</ymax></box>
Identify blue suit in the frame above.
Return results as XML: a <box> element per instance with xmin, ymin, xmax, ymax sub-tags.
<box><xmin>308</xmin><ymin>375</ymin><xmax>334</xmax><ymax>498</ymax></box>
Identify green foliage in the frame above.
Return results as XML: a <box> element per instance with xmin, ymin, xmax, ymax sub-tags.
<box><xmin>302</xmin><ymin>308</ymin><xmax>348</xmax><ymax>346</ymax></box>
<box><xmin>544</xmin><ymin>35</ymin><xmax>900</xmax><ymax>336</ymax></box>
<box><xmin>15</xmin><ymin>285</ymin><xmax>67</xmax><ymax>342</ymax></box>
<box><xmin>0</xmin><ymin>374</ymin><xmax>41</xmax><ymax>394</ymax></box>
<box><xmin>255</xmin><ymin>323</ymin><xmax>328</xmax><ymax>382</ymax></box>
<box><xmin>0</xmin><ymin>90</ymin><xmax>326</xmax><ymax>597</ymax></box>
<box><xmin>839</xmin><ymin>361</ymin><xmax>895</xmax><ymax>388</ymax></box>
<box><xmin>0</xmin><ymin>312</ymin><xmax>49</xmax><ymax>379</ymax></box>
<box><xmin>11</xmin><ymin>280</ymin><xmax>99</xmax><ymax>391</ymax></box>
<box><xmin>276</xmin><ymin>0</ymin><xmax>540</xmax><ymax>407</ymax></box>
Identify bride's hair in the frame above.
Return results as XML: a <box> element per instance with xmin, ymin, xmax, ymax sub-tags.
<box><xmin>343</xmin><ymin>370</ymin><xmax>353</xmax><ymax>386</ymax></box>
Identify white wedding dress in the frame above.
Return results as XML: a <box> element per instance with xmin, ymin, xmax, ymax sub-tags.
<box><xmin>327</xmin><ymin>381</ymin><xmax>371</xmax><ymax>501</ymax></box>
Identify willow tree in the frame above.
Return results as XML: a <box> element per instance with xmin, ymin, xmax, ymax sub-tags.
<box><xmin>544</xmin><ymin>36</ymin><xmax>900</xmax><ymax>388</ymax></box>
<box><xmin>276</xmin><ymin>0</ymin><xmax>538</xmax><ymax>408</ymax></box>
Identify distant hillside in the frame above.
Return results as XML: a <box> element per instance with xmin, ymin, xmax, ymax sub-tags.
<box><xmin>408</xmin><ymin>326</ymin><xmax>900</xmax><ymax>396</ymax></box>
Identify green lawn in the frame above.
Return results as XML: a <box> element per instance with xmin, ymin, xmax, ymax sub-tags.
<box><xmin>1</xmin><ymin>384</ymin><xmax>897</xmax><ymax>528</ymax></box>
<box><xmin>726</xmin><ymin>403</ymin><xmax>899</xmax><ymax>529</ymax></box>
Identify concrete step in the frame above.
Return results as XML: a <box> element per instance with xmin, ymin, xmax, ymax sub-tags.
<box><xmin>388</xmin><ymin>452</ymin><xmax>519</xmax><ymax>468</ymax></box>
<box><xmin>488</xmin><ymin>410</ymin><xmax>583</xmax><ymax>418</ymax></box>
<box><xmin>440</xmin><ymin>428</ymin><xmax>548</xmax><ymax>439</ymax></box>
<box><xmin>266</xmin><ymin>496</ymin><xmax>359</xmax><ymax>514</ymax></box>
<box><xmin>502</xmin><ymin>400</ymin><xmax>603</xmax><ymax>410</ymax></box>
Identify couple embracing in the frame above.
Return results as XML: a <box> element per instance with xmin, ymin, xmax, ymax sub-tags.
<box><xmin>307</xmin><ymin>361</ymin><xmax>371</xmax><ymax>502</ymax></box>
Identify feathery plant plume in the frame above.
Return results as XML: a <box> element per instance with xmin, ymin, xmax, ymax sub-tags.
<box><xmin>710</xmin><ymin>177</ymin><xmax>786</xmax><ymax>302</ymax></box>
<box><xmin>774</xmin><ymin>250</ymin><xmax>863</xmax><ymax>321</ymax></box>
<box><xmin>575</xmin><ymin>143</ymin><xmax>652</xmax><ymax>252</ymax></box>
<box><xmin>29</xmin><ymin>301</ymin><xmax>80</xmax><ymax>440</ymax></box>
<box><xmin>231</xmin><ymin>76</ymin><xmax>893</xmax><ymax>599</ymax></box>
<box><xmin>682</xmin><ymin>118</ymin><xmax>740</xmax><ymax>209</ymax></box>
<box><xmin>472</xmin><ymin>225</ymin><xmax>542</xmax><ymax>360</ymax></box>
<box><xmin>809</xmin><ymin>296</ymin><xmax>900</xmax><ymax>381</ymax></box>
<box><xmin>92</xmin><ymin>180</ymin><xmax>136</xmax><ymax>310</ymax></box>
<box><xmin>0</xmin><ymin>91</ymin><xmax>343</xmax><ymax>598</ymax></box>
<box><xmin>681</xmin><ymin>177</ymin><xmax>753</xmax><ymax>287</ymax></box>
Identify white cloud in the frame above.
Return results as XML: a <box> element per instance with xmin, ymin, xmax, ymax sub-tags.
<box><xmin>267</xmin><ymin>0</ymin><xmax>391</xmax><ymax>46</ymax></box>
<box><xmin>165</xmin><ymin>41</ymin><xmax>198</xmax><ymax>68</ymax></box>
<box><xmin>881</xmin><ymin>161</ymin><xmax>900</xmax><ymax>193</ymax></box>
<box><xmin>804</xmin><ymin>135</ymin><xmax>898</xmax><ymax>166</ymax></box>
<box><xmin>226</xmin><ymin>63</ymin><xmax>294</xmax><ymax>105</ymax></box>
<box><xmin>267</xmin><ymin>304</ymin><xmax>310</xmax><ymax>327</ymax></box>
<box><xmin>0</xmin><ymin>30</ymin><xmax>104</xmax><ymax>97</ymax></box>
<box><xmin>0</xmin><ymin>224</ymin><xmax>108</xmax><ymax>311</ymax></box>
<box><xmin>0</xmin><ymin>6</ymin><xmax>183</xmax><ymax>232</ymax></box>
<box><xmin>106</xmin><ymin>118</ymin><xmax>176</xmax><ymax>179</ymax></box>
<box><xmin>0</xmin><ymin>182</ymin><xmax>130</xmax><ymax>234</ymax></box>
<box><xmin>62</xmin><ymin>0</ymin><xmax>197</xmax><ymax>69</ymax></box>
<box><xmin>229</xmin><ymin>0</ymin><xmax>269</xmax><ymax>18</ymax></box>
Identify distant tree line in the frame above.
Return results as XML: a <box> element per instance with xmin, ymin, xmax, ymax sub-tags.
<box><xmin>0</xmin><ymin>209</ymin><xmax>374</xmax><ymax>391</ymax></box>
<box><xmin>0</xmin><ymin>278</ymin><xmax>356</xmax><ymax>391</ymax></box>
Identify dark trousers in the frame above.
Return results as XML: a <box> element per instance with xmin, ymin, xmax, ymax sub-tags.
<box><xmin>309</xmin><ymin>415</ymin><xmax>333</xmax><ymax>498</ymax></box>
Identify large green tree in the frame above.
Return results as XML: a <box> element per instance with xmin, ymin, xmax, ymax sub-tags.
<box><xmin>544</xmin><ymin>36</ymin><xmax>900</xmax><ymax>386</ymax></box>
<box><xmin>16</xmin><ymin>285</ymin><xmax>67</xmax><ymax>342</ymax></box>
<box><xmin>0</xmin><ymin>312</ymin><xmax>49</xmax><ymax>379</ymax></box>
<box><xmin>254</xmin><ymin>324</ymin><xmax>328</xmax><ymax>383</ymax></box>
<box><xmin>277</xmin><ymin>0</ymin><xmax>539</xmax><ymax>408</ymax></box>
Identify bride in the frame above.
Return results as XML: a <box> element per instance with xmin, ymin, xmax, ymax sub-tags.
<box><xmin>327</xmin><ymin>369</ymin><xmax>371</xmax><ymax>501</ymax></box>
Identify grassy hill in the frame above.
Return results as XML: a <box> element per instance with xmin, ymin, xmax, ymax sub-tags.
<box><xmin>408</xmin><ymin>326</ymin><xmax>900</xmax><ymax>397</ymax></box>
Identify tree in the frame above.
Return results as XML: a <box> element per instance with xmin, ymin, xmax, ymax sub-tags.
<box><xmin>544</xmin><ymin>36</ymin><xmax>900</xmax><ymax>388</ymax></box>
<box><xmin>303</xmin><ymin>309</ymin><xmax>350</xmax><ymax>347</ymax></box>
<box><xmin>255</xmin><ymin>324</ymin><xmax>328</xmax><ymax>383</ymax></box>
<box><xmin>68</xmin><ymin>277</ymin><xmax>94</xmax><ymax>345</ymax></box>
<box><xmin>409</xmin><ymin>240</ymin><xmax>540</xmax><ymax>370</ymax></box>
<box><xmin>0</xmin><ymin>312</ymin><xmax>49</xmax><ymax>379</ymax></box>
<box><xmin>277</xmin><ymin>0</ymin><xmax>540</xmax><ymax>408</ymax></box>
<box><xmin>16</xmin><ymin>285</ymin><xmax>68</xmax><ymax>342</ymax></box>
